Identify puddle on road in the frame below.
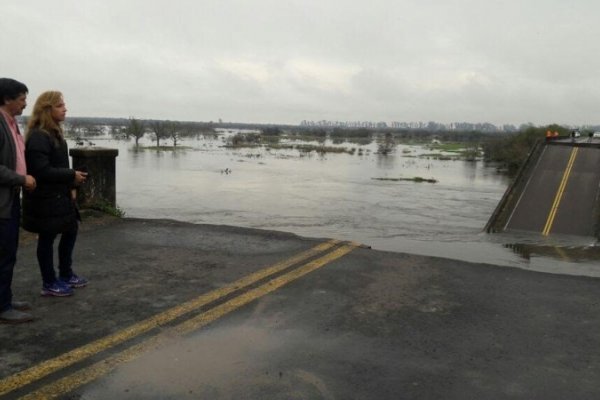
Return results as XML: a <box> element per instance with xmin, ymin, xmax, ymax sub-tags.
<box><xmin>80</xmin><ymin>324</ymin><xmax>339</xmax><ymax>399</ymax></box>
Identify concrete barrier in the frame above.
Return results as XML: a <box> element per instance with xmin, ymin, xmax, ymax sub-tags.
<box><xmin>69</xmin><ymin>147</ymin><xmax>119</xmax><ymax>208</ymax></box>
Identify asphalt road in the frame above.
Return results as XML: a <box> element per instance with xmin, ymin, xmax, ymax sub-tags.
<box><xmin>1</xmin><ymin>215</ymin><xmax>600</xmax><ymax>399</ymax></box>
<box><xmin>506</xmin><ymin>143</ymin><xmax>600</xmax><ymax>236</ymax></box>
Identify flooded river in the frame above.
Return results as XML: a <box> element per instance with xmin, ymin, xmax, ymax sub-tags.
<box><xmin>76</xmin><ymin>133</ymin><xmax>600</xmax><ymax>277</ymax></box>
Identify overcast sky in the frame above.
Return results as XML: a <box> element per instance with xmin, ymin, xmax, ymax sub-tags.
<box><xmin>3</xmin><ymin>0</ymin><xmax>599</xmax><ymax>126</ymax></box>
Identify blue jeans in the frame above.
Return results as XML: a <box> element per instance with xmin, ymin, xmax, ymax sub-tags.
<box><xmin>37</xmin><ymin>224</ymin><xmax>78</xmax><ymax>285</ymax></box>
<box><xmin>0</xmin><ymin>195</ymin><xmax>21</xmax><ymax>312</ymax></box>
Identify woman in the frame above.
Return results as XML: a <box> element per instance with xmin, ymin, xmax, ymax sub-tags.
<box><xmin>23</xmin><ymin>91</ymin><xmax>88</xmax><ymax>297</ymax></box>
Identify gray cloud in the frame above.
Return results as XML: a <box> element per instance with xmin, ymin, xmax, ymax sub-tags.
<box><xmin>2</xmin><ymin>0</ymin><xmax>599</xmax><ymax>126</ymax></box>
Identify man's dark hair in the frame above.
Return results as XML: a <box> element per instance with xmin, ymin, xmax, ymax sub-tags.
<box><xmin>0</xmin><ymin>78</ymin><xmax>28</xmax><ymax>106</ymax></box>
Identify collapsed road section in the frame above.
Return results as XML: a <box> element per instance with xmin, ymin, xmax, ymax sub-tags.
<box><xmin>486</xmin><ymin>139</ymin><xmax>600</xmax><ymax>237</ymax></box>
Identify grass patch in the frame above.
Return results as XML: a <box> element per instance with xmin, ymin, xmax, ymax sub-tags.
<box><xmin>287</xmin><ymin>134</ymin><xmax>327</xmax><ymax>142</ymax></box>
<box><xmin>458</xmin><ymin>149</ymin><xmax>483</xmax><ymax>161</ymax></box>
<box><xmin>418</xmin><ymin>153</ymin><xmax>455</xmax><ymax>160</ymax></box>
<box><xmin>296</xmin><ymin>144</ymin><xmax>350</xmax><ymax>154</ymax></box>
<box><xmin>266</xmin><ymin>143</ymin><xmax>352</xmax><ymax>154</ymax></box>
<box><xmin>83</xmin><ymin>200</ymin><xmax>125</xmax><ymax>217</ymax></box>
<box><xmin>332</xmin><ymin>137</ymin><xmax>373</xmax><ymax>145</ymax></box>
<box><xmin>139</xmin><ymin>145</ymin><xmax>193</xmax><ymax>151</ymax></box>
<box><xmin>223</xmin><ymin>143</ymin><xmax>262</xmax><ymax>149</ymax></box>
<box><xmin>372</xmin><ymin>177</ymin><xmax>438</xmax><ymax>183</ymax></box>
<box><xmin>265</xmin><ymin>144</ymin><xmax>296</xmax><ymax>150</ymax></box>
<box><xmin>427</xmin><ymin>142</ymin><xmax>465</xmax><ymax>152</ymax></box>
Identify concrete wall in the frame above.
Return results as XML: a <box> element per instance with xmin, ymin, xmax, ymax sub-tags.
<box><xmin>69</xmin><ymin>147</ymin><xmax>119</xmax><ymax>209</ymax></box>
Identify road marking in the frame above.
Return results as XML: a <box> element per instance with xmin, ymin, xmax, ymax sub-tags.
<box><xmin>0</xmin><ymin>239</ymin><xmax>339</xmax><ymax>397</ymax></box>
<box><xmin>504</xmin><ymin>144</ymin><xmax>548</xmax><ymax>230</ymax></box>
<box><xmin>553</xmin><ymin>246</ymin><xmax>570</xmax><ymax>261</ymax></box>
<box><xmin>16</xmin><ymin>243</ymin><xmax>358</xmax><ymax>399</ymax></box>
<box><xmin>177</xmin><ymin>243</ymin><xmax>356</xmax><ymax>335</ymax></box>
<box><xmin>542</xmin><ymin>147</ymin><xmax>578</xmax><ymax>236</ymax></box>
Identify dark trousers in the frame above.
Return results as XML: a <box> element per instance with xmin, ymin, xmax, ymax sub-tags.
<box><xmin>37</xmin><ymin>224</ymin><xmax>78</xmax><ymax>285</ymax></box>
<box><xmin>0</xmin><ymin>195</ymin><xmax>21</xmax><ymax>312</ymax></box>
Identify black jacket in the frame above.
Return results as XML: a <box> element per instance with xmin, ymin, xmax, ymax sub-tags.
<box><xmin>22</xmin><ymin>129</ymin><xmax>77</xmax><ymax>234</ymax></box>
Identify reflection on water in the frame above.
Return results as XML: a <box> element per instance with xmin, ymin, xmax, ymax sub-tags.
<box><xmin>75</xmin><ymin>135</ymin><xmax>600</xmax><ymax>277</ymax></box>
<box><xmin>505</xmin><ymin>242</ymin><xmax>600</xmax><ymax>262</ymax></box>
<box><xmin>82</xmin><ymin>321</ymin><xmax>343</xmax><ymax>399</ymax></box>
<box><xmin>375</xmin><ymin>152</ymin><xmax>397</xmax><ymax>170</ymax></box>
<box><xmin>500</xmin><ymin>229</ymin><xmax>600</xmax><ymax>269</ymax></box>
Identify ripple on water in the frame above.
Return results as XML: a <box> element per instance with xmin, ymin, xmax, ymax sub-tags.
<box><xmin>91</xmin><ymin>137</ymin><xmax>600</xmax><ymax>277</ymax></box>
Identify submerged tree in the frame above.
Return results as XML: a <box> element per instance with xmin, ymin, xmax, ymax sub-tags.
<box><xmin>127</xmin><ymin>117</ymin><xmax>146</xmax><ymax>147</ymax></box>
<box><xmin>149</xmin><ymin>120</ymin><xmax>169</xmax><ymax>147</ymax></box>
<box><xmin>377</xmin><ymin>132</ymin><xmax>396</xmax><ymax>155</ymax></box>
<box><xmin>166</xmin><ymin>121</ymin><xmax>181</xmax><ymax>147</ymax></box>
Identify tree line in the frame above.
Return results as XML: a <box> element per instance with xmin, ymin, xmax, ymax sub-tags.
<box><xmin>58</xmin><ymin>116</ymin><xmax>586</xmax><ymax>175</ymax></box>
<box><xmin>481</xmin><ymin>124</ymin><xmax>572</xmax><ymax>174</ymax></box>
<box><xmin>63</xmin><ymin>117</ymin><xmax>217</xmax><ymax>147</ymax></box>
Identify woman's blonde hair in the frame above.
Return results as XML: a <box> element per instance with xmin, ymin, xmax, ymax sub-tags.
<box><xmin>26</xmin><ymin>90</ymin><xmax>64</xmax><ymax>141</ymax></box>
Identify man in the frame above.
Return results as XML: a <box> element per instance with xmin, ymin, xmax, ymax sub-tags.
<box><xmin>0</xmin><ymin>78</ymin><xmax>36</xmax><ymax>323</ymax></box>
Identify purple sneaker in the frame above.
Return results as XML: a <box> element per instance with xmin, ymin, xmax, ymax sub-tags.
<box><xmin>41</xmin><ymin>281</ymin><xmax>74</xmax><ymax>297</ymax></box>
<box><xmin>59</xmin><ymin>274</ymin><xmax>88</xmax><ymax>288</ymax></box>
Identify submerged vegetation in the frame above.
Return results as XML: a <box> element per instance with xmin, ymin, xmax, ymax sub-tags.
<box><xmin>137</xmin><ymin>145</ymin><xmax>193</xmax><ymax>151</ymax></box>
<box><xmin>267</xmin><ymin>143</ymin><xmax>355</xmax><ymax>154</ymax></box>
<box><xmin>373</xmin><ymin>177</ymin><xmax>438</xmax><ymax>183</ymax></box>
<box><xmin>63</xmin><ymin>117</ymin><xmax>588</xmax><ymax>172</ymax></box>
<box><xmin>84</xmin><ymin>199</ymin><xmax>125</xmax><ymax>218</ymax></box>
<box><xmin>481</xmin><ymin>124</ymin><xmax>570</xmax><ymax>175</ymax></box>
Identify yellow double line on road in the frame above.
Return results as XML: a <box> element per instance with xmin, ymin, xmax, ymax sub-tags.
<box><xmin>1</xmin><ymin>239</ymin><xmax>358</xmax><ymax>399</ymax></box>
<box><xmin>542</xmin><ymin>147</ymin><xmax>579</xmax><ymax>236</ymax></box>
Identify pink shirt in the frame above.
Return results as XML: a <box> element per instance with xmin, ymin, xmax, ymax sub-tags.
<box><xmin>0</xmin><ymin>108</ymin><xmax>26</xmax><ymax>176</ymax></box>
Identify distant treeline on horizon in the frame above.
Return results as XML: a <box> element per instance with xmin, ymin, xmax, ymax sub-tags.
<box><xmin>17</xmin><ymin>115</ymin><xmax>597</xmax><ymax>134</ymax></box>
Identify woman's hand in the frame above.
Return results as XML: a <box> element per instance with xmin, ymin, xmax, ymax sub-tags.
<box><xmin>74</xmin><ymin>170</ymin><xmax>88</xmax><ymax>185</ymax></box>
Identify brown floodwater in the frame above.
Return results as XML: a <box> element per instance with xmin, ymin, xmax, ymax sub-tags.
<box><xmin>78</xmin><ymin>133</ymin><xmax>600</xmax><ymax>277</ymax></box>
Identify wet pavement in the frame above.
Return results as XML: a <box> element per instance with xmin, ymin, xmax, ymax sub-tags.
<box><xmin>502</xmin><ymin>143</ymin><xmax>600</xmax><ymax>236</ymax></box>
<box><xmin>1</xmin><ymin>214</ymin><xmax>600</xmax><ymax>399</ymax></box>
